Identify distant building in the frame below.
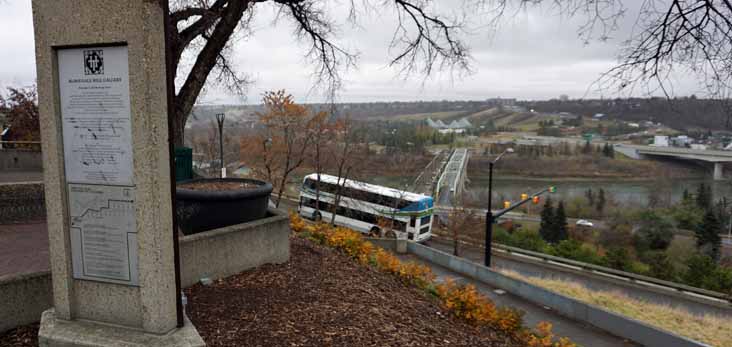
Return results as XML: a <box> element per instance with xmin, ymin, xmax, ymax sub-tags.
<box><xmin>559</xmin><ymin>94</ymin><xmax>569</xmax><ymax>102</ymax></box>
<box><xmin>672</xmin><ymin>135</ymin><xmax>692</xmax><ymax>147</ymax></box>
<box><xmin>426</xmin><ymin>118</ymin><xmax>472</xmax><ymax>133</ymax></box>
<box><xmin>652</xmin><ymin>135</ymin><xmax>669</xmax><ymax>147</ymax></box>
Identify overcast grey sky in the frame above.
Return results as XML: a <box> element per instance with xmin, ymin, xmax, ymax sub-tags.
<box><xmin>0</xmin><ymin>0</ymin><xmax>702</xmax><ymax>104</ymax></box>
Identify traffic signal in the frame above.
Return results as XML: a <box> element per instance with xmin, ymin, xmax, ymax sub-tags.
<box><xmin>503</xmin><ymin>201</ymin><xmax>511</xmax><ymax>209</ymax></box>
<box><xmin>532</xmin><ymin>196</ymin><xmax>540</xmax><ymax>204</ymax></box>
<box><xmin>520</xmin><ymin>193</ymin><xmax>528</xmax><ymax>201</ymax></box>
<box><xmin>548</xmin><ymin>186</ymin><xmax>557</xmax><ymax>193</ymax></box>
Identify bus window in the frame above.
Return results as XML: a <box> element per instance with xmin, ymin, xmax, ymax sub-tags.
<box><xmin>421</xmin><ymin>215</ymin><xmax>431</xmax><ymax>226</ymax></box>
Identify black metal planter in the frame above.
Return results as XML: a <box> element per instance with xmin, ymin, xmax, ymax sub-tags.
<box><xmin>176</xmin><ymin>178</ymin><xmax>273</xmax><ymax>235</ymax></box>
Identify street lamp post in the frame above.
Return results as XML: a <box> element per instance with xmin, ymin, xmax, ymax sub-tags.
<box><xmin>215</xmin><ymin>113</ymin><xmax>225</xmax><ymax>178</ymax></box>
<box><xmin>485</xmin><ymin>148</ymin><xmax>513</xmax><ymax>267</ymax></box>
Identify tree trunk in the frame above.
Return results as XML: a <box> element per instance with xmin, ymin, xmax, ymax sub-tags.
<box><xmin>171</xmin><ymin>106</ymin><xmax>186</xmax><ymax>147</ymax></box>
<box><xmin>170</xmin><ymin>0</ymin><xmax>248</xmax><ymax>147</ymax></box>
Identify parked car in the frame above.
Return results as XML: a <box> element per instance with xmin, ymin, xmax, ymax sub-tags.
<box><xmin>576</xmin><ymin>219</ymin><xmax>594</xmax><ymax>227</ymax></box>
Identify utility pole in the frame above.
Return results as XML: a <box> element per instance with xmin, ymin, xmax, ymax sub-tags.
<box><xmin>215</xmin><ymin>113</ymin><xmax>225</xmax><ymax>178</ymax></box>
<box><xmin>485</xmin><ymin>161</ymin><xmax>494</xmax><ymax>267</ymax></box>
<box><xmin>484</xmin><ymin>148</ymin><xmax>513</xmax><ymax>267</ymax></box>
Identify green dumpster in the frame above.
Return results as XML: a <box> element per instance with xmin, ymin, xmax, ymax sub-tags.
<box><xmin>174</xmin><ymin>147</ymin><xmax>193</xmax><ymax>182</ymax></box>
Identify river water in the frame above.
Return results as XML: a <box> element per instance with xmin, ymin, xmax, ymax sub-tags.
<box><xmin>352</xmin><ymin>173</ymin><xmax>732</xmax><ymax>208</ymax></box>
<box><xmin>468</xmin><ymin>175</ymin><xmax>732</xmax><ymax>207</ymax></box>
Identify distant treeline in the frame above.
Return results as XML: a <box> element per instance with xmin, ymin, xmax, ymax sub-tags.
<box><xmin>524</xmin><ymin>97</ymin><xmax>732</xmax><ymax>131</ymax></box>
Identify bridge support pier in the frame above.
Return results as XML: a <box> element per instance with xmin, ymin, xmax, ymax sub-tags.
<box><xmin>714</xmin><ymin>162</ymin><xmax>724</xmax><ymax>180</ymax></box>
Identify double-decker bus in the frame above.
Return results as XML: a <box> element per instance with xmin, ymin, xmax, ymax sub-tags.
<box><xmin>298</xmin><ymin>173</ymin><xmax>433</xmax><ymax>242</ymax></box>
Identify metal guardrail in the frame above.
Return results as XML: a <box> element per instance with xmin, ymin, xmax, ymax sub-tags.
<box><xmin>492</xmin><ymin>243</ymin><xmax>732</xmax><ymax>305</ymax></box>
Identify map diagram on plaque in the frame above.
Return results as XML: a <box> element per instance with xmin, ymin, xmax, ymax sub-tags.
<box><xmin>69</xmin><ymin>184</ymin><xmax>139</xmax><ymax>285</ymax></box>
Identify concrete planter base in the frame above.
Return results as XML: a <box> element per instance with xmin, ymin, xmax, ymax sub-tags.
<box><xmin>179</xmin><ymin>208</ymin><xmax>290</xmax><ymax>288</ymax></box>
<box><xmin>38</xmin><ymin>309</ymin><xmax>205</xmax><ymax>347</ymax></box>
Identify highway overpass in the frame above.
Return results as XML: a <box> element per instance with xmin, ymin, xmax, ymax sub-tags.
<box><xmin>615</xmin><ymin>144</ymin><xmax>732</xmax><ymax>180</ymax></box>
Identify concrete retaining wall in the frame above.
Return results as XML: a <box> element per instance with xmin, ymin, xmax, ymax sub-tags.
<box><xmin>407</xmin><ymin>242</ymin><xmax>710</xmax><ymax>347</ymax></box>
<box><xmin>179</xmin><ymin>208</ymin><xmax>290</xmax><ymax>288</ymax></box>
<box><xmin>0</xmin><ymin>182</ymin><xmax>45</xmax><ymax>223</ymax></box>
<box><xmin>1</xmin><ymin>209</ymin><xmax>291</xmax><ymax>333</ymax></box>
<box><xmin>0</xmin><ymin>271</ymin><xmax>52</xmax><ymax>333</ymax></box>
<box><xmin>0</xmin><ymin>149</ymin><xmax>42</xmax><ymax>171</ymax></box>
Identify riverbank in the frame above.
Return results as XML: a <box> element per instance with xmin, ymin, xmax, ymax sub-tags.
<box><xmin>469</xmin><ymin>155</ymin><xmax>705</xmax><ymax>180</ymax></box>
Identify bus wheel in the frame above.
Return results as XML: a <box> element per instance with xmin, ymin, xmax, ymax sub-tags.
<box><xmin>369</xmin><ymin>227</ymin><xmax>381</xmax><ymax>237</ymax></box>
<box><xmin>384</xmin><ymin>230</ymin><xmax>397</xmax><ymax>239</ymax></box>
<box><xmin>313</xmin><ymin>211</ymin><xmax>322</xmax><ymax>222</ymax></box>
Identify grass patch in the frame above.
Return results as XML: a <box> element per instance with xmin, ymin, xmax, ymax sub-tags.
<box><xmin>499</xmin><ymin>270</ymin><xmax>732</xmax><ymax>347</ymax></box>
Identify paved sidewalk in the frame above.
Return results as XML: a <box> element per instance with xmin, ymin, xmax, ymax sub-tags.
<box><xmin>397</xmin><ymin>253</ymin><xmax>639</xmax><ymax>347</ymax></box>
<box><xmin>0</xmin><ymin>222</ymin><xmax>49</xmax><ymax>277</ymax></box>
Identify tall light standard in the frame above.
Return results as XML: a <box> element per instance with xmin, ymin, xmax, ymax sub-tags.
<box><xmin>485</xmin><ymin>147</ymin><xmax>513</xmax><ymax>267</ymax></box>
<box><xmin>215</xmin><ymin>113</ymin><xmax>225</xmax><ymax>178</ymax></box>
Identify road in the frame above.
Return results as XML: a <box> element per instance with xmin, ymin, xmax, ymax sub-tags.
<box><xmin>426</xmin><ymin>237</ymin><xmax>732</xmax><ymax>319</ymax></box>
<box><xmin>397</xmin><ymin>253</ymin><xmax>638</xmax><ymax>347</ymax></box>
<box><xmin>433</xmin><ymin>207</ymin><xmax>607</xmax><ymax>229</ymax></box>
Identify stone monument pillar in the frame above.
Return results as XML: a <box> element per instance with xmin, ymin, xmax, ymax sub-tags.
<box><xmin>31</xmin><ymin>0</ymin><xmax>203</xmax><ymax>345</ymax></box>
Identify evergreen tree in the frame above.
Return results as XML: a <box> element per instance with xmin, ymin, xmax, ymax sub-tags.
<box><xmin>645</xmin><ymin>251</ymin><xmax>676</xmax><ymax>281</ymax></box>
<box><xmin>696</xmin><ymin>183</ymin><xmax>712</xmax><ymax>210</ymax></box>
<box><xmin>696</xmin><ymin>210</ymin><xmax>722</xmax><ymax>261</ymax></box>
<box><xmin>604</xmin><ymin>247</ymin><xmax>631</xmax><ymax>271</ymax></box>
<box><xmin>682</xmin><ymin>254</ymin><xmax>714</xmax><ymax>289</ymax></box>
<box><xmin>582</xmin><ymin>141</ymin><xmax>592</xmax><ymax>154</ymax></box>
<box><xmin>539</xmin><ymin>197</ymin><xmax>556</xmax><ymax>243</ymax></box>
<box><xmin>635</xmin><ymin>211</ymin><xmax>675</xmax><ymax>251</ymax></box>
<box><xmin>585</xmin><ymin>188</ymin><xmax>595</xmax><ymax>207</ymax></box>
<box><xmin>596</xmin><ymin>188</ymin><xmax>606</xmax><ymax>213</ymax></box>
<box><xmin>681</xmin><ymin>188</ymin><xmax>691</xmax><ymax>205</ymax></box>
<box><xmin>554</xmin><ymin>201</ymin><xmax>569</xmax><ymax>242</ymax></box>
<box><xmin>607</xmin><ymin>143</ymin><xmax>615</xmax><ymax>158</ymax></box>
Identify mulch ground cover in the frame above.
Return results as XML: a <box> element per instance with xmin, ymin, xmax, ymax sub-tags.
<box><xmin>0</xmin><ymin>324</ymin><xmax>38</xmax><ymax>347</ymax></box>
<box><xmin>0</xmin><ymin>236</ymin><xmax>521</xmax><ymax>347</ymax></box>
<box><xmin>185</xmin><ymin>236</ymin><xmax>521</xmax><ymax>346</ymax></box>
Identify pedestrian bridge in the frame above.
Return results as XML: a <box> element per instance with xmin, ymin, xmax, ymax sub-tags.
<box><xmin>615</xmin><ymin>144</ymin><xmax>732</xmax><ymax>180</ymax></box>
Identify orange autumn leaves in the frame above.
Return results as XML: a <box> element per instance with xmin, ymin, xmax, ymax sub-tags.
<box><xmin>290</xmin><ymin>213</ymin><xmax>575</xmax><ymax>347</ymax></box>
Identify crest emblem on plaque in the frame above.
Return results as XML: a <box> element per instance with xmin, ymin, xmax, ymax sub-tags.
<box><xmin>84</xmin><ymin>50</ymin><xmax>104</xmax><ymax>75</ymax></box>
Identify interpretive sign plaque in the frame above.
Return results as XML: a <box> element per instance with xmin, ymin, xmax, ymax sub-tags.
<box><xmin>58</xmin><ymin>45</ymin><xmax>138</xmax><ymax>285</ymax></box>
<box><xmin>58</xmin><ymin>45</ymin><xmax>133</xmax><ymax>186</ymax></box>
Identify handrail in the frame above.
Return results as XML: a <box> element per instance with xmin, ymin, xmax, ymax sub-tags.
<box><xmin>492</xmin><ymin>243</ymin><xmax>732</xmax><ymax>304</ymax></box>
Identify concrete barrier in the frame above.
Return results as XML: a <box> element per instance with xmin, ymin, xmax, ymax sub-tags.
<box><xmin>0</xmin><ymin>271</ymin><xmax>52</xmax><ymax>333</ymax></box>
<box><xmin>408</xmin><ymin>242</ymin><xmax>711</xmax><ymax>347</ymax></box>
<box><xmin>0</xmin><ymin>182</ymin><xmax>45</xmax><ymax>223</ymax></box>
<box><xmin>178</xmin><ymin>208</ymin><xmax>290</xmax><ymax>288</ymax></box>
